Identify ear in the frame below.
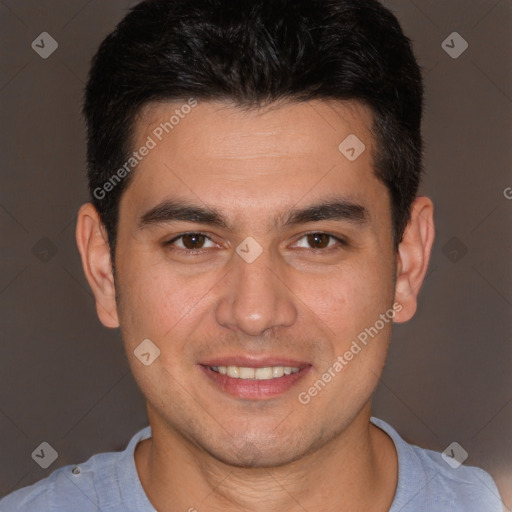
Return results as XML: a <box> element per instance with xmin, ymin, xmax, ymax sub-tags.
<box><xmin>393</xmin><ymin>196</ymin><xmax>435</xmax><ymax>323</ymax></box>
<box><xmin>75</xmin><ymin>203</ymin><xmax>120</xmax><ymax>328</ymax></box>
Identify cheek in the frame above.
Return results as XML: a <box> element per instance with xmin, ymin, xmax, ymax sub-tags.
<box><xmin>304</xmin><ymin>258</ymin><xmax>393</xmax><ymax>336</ymax></box>
<box><xmin>117</xmin><ymin>254</ymin><xmax>219</xmax><ymax>360</ymax></box>
<box><xmin>116</xmin><ymin>257</ymin><xmax>183</xmax><ymax>342</ymax></box>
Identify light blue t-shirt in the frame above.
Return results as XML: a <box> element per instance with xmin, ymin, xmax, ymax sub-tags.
<box><xmin>0</xmin><ymin>416</ymin><xmax>504</xmax><ymax>511</ymax></box>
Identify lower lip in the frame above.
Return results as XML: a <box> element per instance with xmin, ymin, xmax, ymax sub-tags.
<box><xmin>199</xmin><ymin>365</ymin><xmax>311</xmax><ymax>400</ymax></box>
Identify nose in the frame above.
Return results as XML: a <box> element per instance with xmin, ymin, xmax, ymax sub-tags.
<box><xmin>215</xmin><ymin>244</ymin><xmax>298</xmax><ymax>337</ymax></box>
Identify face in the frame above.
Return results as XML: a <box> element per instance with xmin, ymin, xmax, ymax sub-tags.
<box><xmin>100</xmin><ymin>99</ymin><xmax>401</xmax><ymax>466</ymax></box>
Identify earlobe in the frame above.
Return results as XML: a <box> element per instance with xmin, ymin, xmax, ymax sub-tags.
<box><xmin>393</xmin><ymin>196</ymin><xmax>435</xmax><ymax>323</ymax></box>
<box><xmin>75</xmin><ymin>203</ymin><xmax>120</xmax><ymax>328</ymax></box>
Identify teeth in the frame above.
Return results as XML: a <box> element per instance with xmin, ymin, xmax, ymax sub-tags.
<box><xmin>255</xmin><ymin>367</ymin><xmax>273</xmax><ymax>379</ymax></box>
<box><xmin>239</xmin><ymin>367</ymin><xmax>255</xmax><ymax>379</ymax></box>
<box><xmin>227</xmin><ymin>366</ymin><xmax>239</xmax><ymax>378</ymax></box>
<box><xmin>211</xmin><ymin>365</ymin><xmax>301</xmax><ymax>380</ymax></box>
<box><xmin>272</xmin><ymin>366</ymin><xmax>284</xmax><ymax>378</ymax></box>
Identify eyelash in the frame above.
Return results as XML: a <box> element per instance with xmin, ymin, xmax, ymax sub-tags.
<box><xmin>163</xmin><ymin>231</ymin><xmax>348</xmax><ymax>255</ymax></box>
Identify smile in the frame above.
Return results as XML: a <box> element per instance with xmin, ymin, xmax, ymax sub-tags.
<box><xmin>209</xmin><ymin>365</ymin><xmax>301</xmax><ymax>380</ymax></box>
<box><xmin>200</xmin><ymin>363</ymin><xmax>311</xmax><ymax>400</ymax></box>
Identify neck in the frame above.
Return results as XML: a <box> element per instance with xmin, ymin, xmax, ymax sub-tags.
<box><xmin>134</xmin><ymin>403</ymin><xmax>398</xmax><ymax>512</ymax></box>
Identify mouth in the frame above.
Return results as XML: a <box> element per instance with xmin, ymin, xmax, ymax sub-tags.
<box><xmin>199</xmin><ymin>359</ymin><xmax>311</xmax><ymax>400</ymax></box>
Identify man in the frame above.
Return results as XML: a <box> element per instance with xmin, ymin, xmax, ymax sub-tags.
<box><xmin>1</xmin><ymin>0</ymin><xmax>504</xmax><ymax>510</ymax></box>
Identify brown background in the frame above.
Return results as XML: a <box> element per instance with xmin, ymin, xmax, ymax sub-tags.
<box><xmin>1</xmin><ymin>0</ymin><xmax>511</xmax><ymax>507</ymax></box>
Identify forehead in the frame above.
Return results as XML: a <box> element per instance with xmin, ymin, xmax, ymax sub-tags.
<box><xmin>120</xmin><ymin>98</ymin><xmax>387</xmax><ymax>232</ymax></box>
<box><xmin>136</xmin><ymin>98</ymin><xmax>375</xmax><ymax>158</ymax></box>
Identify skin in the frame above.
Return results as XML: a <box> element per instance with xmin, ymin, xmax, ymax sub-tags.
<box><xmin>76</xmin><ymin>98</ymin><xmax>435</xmax><ymax>512</ymax></box>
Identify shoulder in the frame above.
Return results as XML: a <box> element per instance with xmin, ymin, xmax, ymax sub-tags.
<box><xmin>0</xmin><ymin>452</ymin><xmax>118</xmax><ymax>512</ymax></box>
<box><xmin>413</xmin><ymin>444</ymin><xmax>503</xmax><ymax>511</ymax></box>
<box><xmin>0</xmin><ymin>426</ymin><xmax>151</xmax><ymax>512</ymax></box>
<box><xmin>371</xmin><ymin>417</ymin><xmax>504</xmax><ymax>512</ymax></box>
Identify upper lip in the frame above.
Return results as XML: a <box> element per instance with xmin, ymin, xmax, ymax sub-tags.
<box><xmin>200</xmin><ymin>356</ymin><xmax>310</xmax><ymax>368</ymax></box>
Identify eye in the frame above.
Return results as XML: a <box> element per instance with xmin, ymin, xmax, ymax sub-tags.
<box><xmin>164</xmin><ymin>232</ymin><xmax>216</xmax><ymax>253</ymax></box>
<box><xmin>163</xmin><ymin>231</ymin><xmax>348</xmax><ymax>255</ymax></box>
<box><xmin>294</xmin><ymin>232</ymin><xmax>347</xmax><ymax>251</ymax></box>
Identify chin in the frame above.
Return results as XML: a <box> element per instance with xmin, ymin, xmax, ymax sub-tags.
<box><xmin>202</xmin><ymin>428</ymin><xmax>313</xmax><ymax>469</ymax></box>
<box><xmin>209</xmin><ymin>444</ymin><xmax>301</xmax><ymax>469</ymax></box>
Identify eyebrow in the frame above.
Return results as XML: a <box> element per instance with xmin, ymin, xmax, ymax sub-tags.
<box><xmin>137</xmin><ymin>196</ymin><xmax>369</xmax><ymax>232</ymax></box>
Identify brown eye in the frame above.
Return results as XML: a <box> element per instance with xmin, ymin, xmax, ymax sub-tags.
<box><xmin>181</xmin><ymin>233</ymin><xmax>207</xmax><ymax>249</ymax></box>
<box><xmin>307</xmin><ymin>233</ymin><xmax>331</xmax><ymax>249</ymax></box>
<box><xmin>295</xmin><ymin>232</ymin><xmax>346</xmax><ymax>251</ymax></box>
<box><xmin>164</xmin><ymin>232</ymin><xmax>216</xmax><ymax>252</ymax></box>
